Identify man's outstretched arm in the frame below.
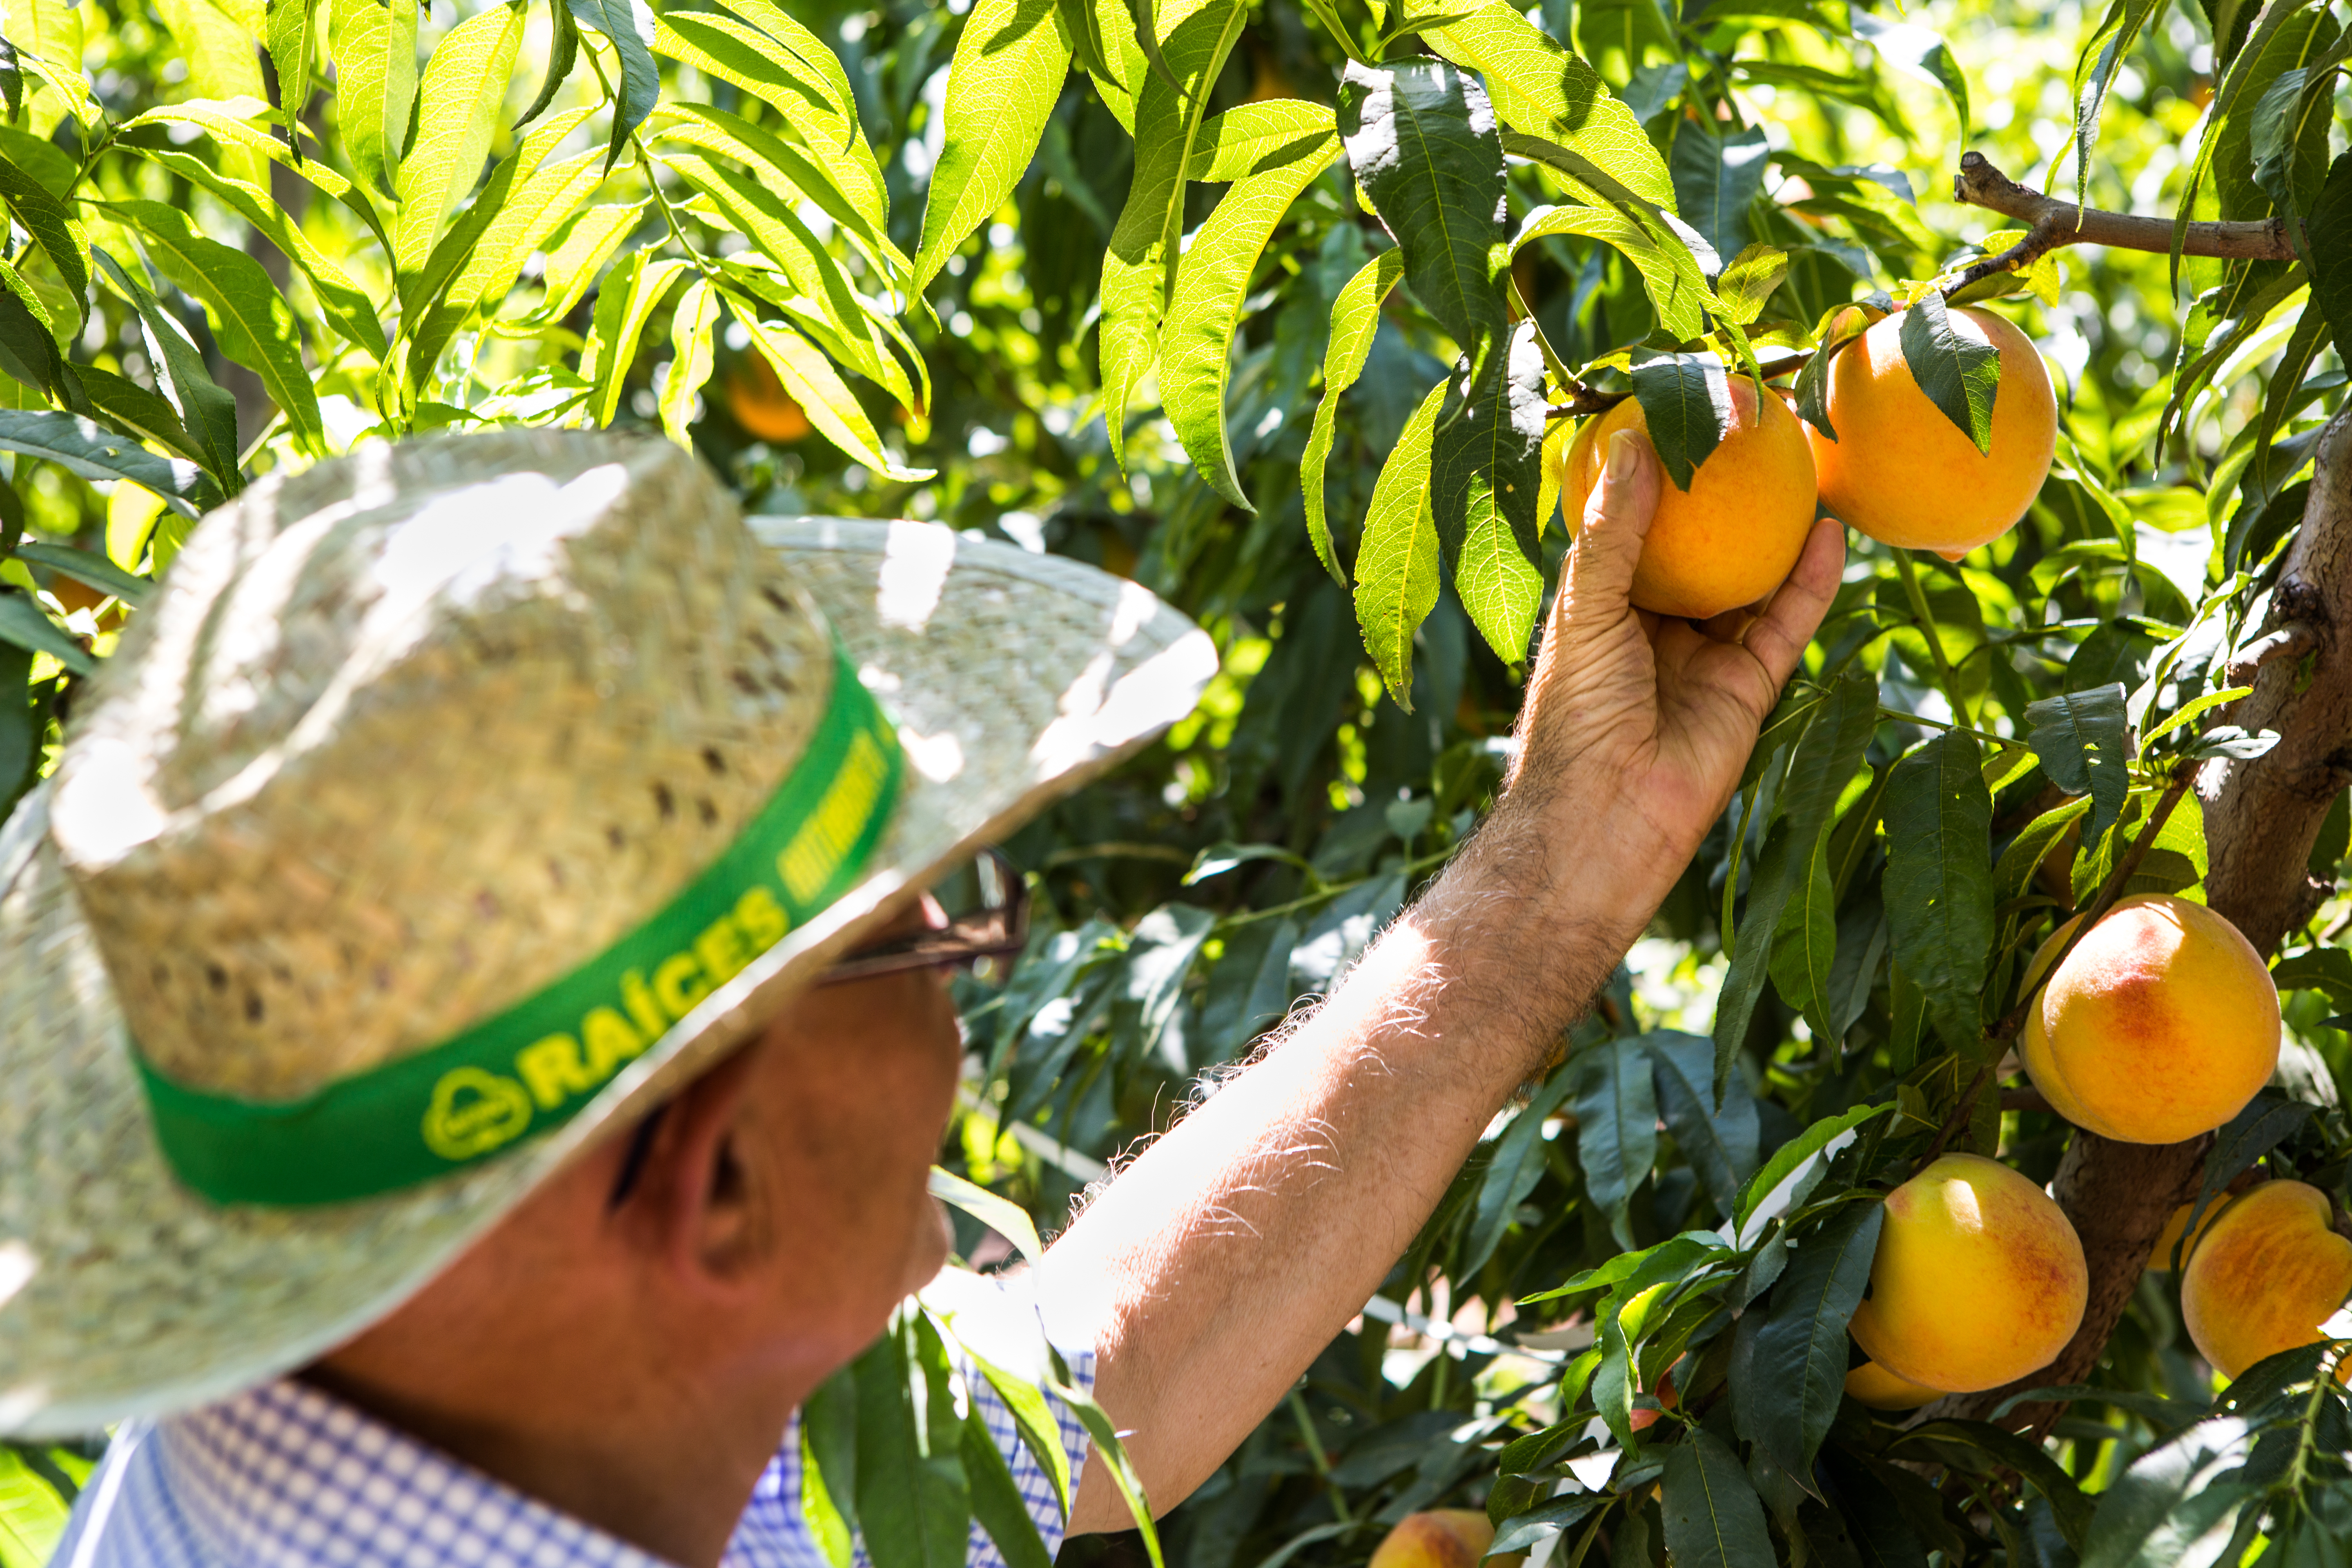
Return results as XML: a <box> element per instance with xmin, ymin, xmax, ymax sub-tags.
<box><xmin>1042</xmin><ymin>431</ymin><xmax>1846</xmax><ymax>1532</ymax></box>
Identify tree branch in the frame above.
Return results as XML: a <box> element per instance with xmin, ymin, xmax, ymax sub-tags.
<box><xmin>1926</xmin><ymin>404</ymin><xmax>2352</xmax><ymax>1434</ymax></box>
<box><xmin>1946</xmin><ymin>151</ymin><xmax>2299</xmax><ymax>296</ymax></box>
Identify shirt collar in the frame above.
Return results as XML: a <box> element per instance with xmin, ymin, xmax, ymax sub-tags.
<box><xmin>154</xmin><ymin>1377</ymin><xmax>677</xmax><ymax>1568</ymax></box>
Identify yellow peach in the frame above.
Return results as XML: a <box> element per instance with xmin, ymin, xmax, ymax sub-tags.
<box><xmin>2148</xmin><ymin>1199</ymin><xmax>2227</xmax><ymax>1272</ymax></box>
<box><xmin>2022</xmin><ymin>895</ymin><xmax>2280</xmax><ymax>1145</ymax></box>
<box><xmin>1370</xmin><ymin>1510</ymin><xmax>1521</xmax><ymax>1568</ymax></box>
<box><xmin>1563</xmin><ymin>375</ymin><xmax>1819</xmax><ymax>621</ymax></box>
<box><xmin>1804</xmin><ymin>305</ymin><xmax>2056</xmax><ymax>560</ymax></box>
<box><xmin>1844</xmin><ymin>1359</ymin><xmax>1945</xmax><ymax>1409</ymax></box>
<box><xmin>1849</xmin><ymin>1153</ymin><xmax>2088</xmax><ymax>1393</ymax></box>
<box><xmin>2182</xmin><ymin>1182</ymin><xmax>2352</xmax><ymax>1380</ymax></box>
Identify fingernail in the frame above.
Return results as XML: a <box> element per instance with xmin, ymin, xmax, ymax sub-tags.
<box><xmin>1604</xmin><ymin>430</ymin><xmax>1638</xmax><ymax>482</ymax></box>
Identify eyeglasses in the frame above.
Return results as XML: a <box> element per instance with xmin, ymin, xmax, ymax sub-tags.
<box><xmin>817</xmin><ymin>847</ymin><xmax>1030</xmax><ymax>988</ymax></box>
<box><xmin>607</xmin><ymin>849</ymin><xmax>1029</xmax><ymax>1208</ymax></box>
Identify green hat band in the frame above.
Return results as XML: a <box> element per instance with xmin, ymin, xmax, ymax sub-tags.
<box><xmin>135</xmin><ymin>646</ymin><xmax>905</xmax><ymax>1208</ymax></box>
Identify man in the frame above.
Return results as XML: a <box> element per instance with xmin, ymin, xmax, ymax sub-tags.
<box><xmin>2</xmin><ymin>425</ymin><xmax>1840</xmax><ymax>1566</ymax></box>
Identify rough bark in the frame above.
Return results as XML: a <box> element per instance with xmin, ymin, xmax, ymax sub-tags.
<box><xmin>1927</xmin><ymin>404</ymin><xmax>2352</xmax><ymax>1430</ymax></box>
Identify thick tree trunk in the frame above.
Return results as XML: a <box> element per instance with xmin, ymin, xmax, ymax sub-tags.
<box><xmin>1929</xmin><ymin>404</ymin><xmax>2352</xmax><ymax>1429</ymax></box>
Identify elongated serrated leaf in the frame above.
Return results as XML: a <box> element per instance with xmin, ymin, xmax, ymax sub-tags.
<box><xmin>73</xmin><ymin>363</ymin><xmax>205</xmax><ymax>467</ymax></box>
<box><xmin>724</xmin><ymin>292</ymin><xmax>935</xmax><ymax>482</ymax></box>
<box><xmin>958</xmin><ymin>1409</ymin><xmax>1054</xmax><ymax>1568</ymax></box>
<box><xmin>1769</xmin><ymin>838</ymin><xmax>1840</xmax><ymax>1047</ymax></box>
<box><xmin>264</xmin><ymin>0</ymin><xmax>318</xmax><ymax>138</ymax></box>
<box><xmin>2308</xmin><ymin>152</ymin><xmax>2352</xmax><ymax>354</ymax></box>
<box><xmin>1339</xmin><ymin>58</ymin><xmax>1509</xmax><ymax>393</ymax></box>
<box><xmin>11</xmin><ymin>539</ymin><xmax>149</xmax><ymax>605</ymax></box>
<box><xmin>720</xmin><ymin>255</ymin><xmax>924</xmax><ymax>418</ymax></box>
<box><xmin>1715</xmin><ymin>244</ymin><xmax>1788</xmax><ymax>326</ymax></box>
<box><xmin>852</xmin><ymin>1321</ymin><xmax>971</xmax><ymax>1568</ymax></box>
<box><xmin>1186</xmin><ymin>100</ymin><xmax>1336</xmax><ymax>180</ymax></box>
<box><xmin>1630</xmin><ymin>352</ymin><xmax>1731</xmax><ymax>492</ymax></box>
<box><xmin>0</xmin><ymin>587</ymin><xmax>89</xmax><ymax>673</ymax></box>
<box><xmin>0</xmin><ymin>416</ymin><xmax>205</xmax><ymax>523</ymax></box>
<box><xmin>1734</xmin><ymin>1102</ymin><xmax>1891</xmax><ymax>1236</ymax></box>
<box><xmin>1853</xmin><ymin>11</ymin><xmax>1970</xmax><ymax>136</ymax></box>
<box><xmin>659</xmin><ymin>277</ymin><xmax>721</xmax><ymax>447</ymax></box>
<box><xmin>2027</xmin><ymin>683</ymin><xmax>2130</xmax><ymax>843</ymax></box>
<box><xmin>1748</xmin><ymin>1200</ymin><xmax>1882</xmax><ymax>1487</ymax></box>
<box><xmin>566</xmin><ymin>0</ymin><xmax>658</xmax><ymax>170</ymax></box>
<box><xmin>1662</xmin><ymin>1430</ymin><xmax>1775</xmax><ymax>1568</ymax></box>
<box><xmin>1513</xmin><ymin>203</ymin><xmax>1708</xmax><ymax>342</ymax></box>
<box><xmin>1572</xmin><ymin>1035</ymin><xmax>1658</xmax><ymax>1249</ymax></box>
<box><xmin>115</xmin><ymin>200</ymin><xmax>323</xmax><ymax>457</ymax></box>
<box><xmin>1882</xmin><ymin>731</ymin><xmax>1995</xmax><ymax>1052</ymax></box>
<box><xmin>1490</xmin><ymin>1497</ymin><xmax>1606</xmax><ymax>1559</ymax></box>
<box><xmin>1896</xmin><ymin>1420</ymin><xmax>2094</xmax><ymax>1550</ymax></box>
<box><xmin>1464</xmin><ymin>1067</ymin><xmax>1579</xmax><ymax>1277</ymax></box>
<box><xmin>392</xmin><ymin>2</ymin><xmax>527</xmax><ymax>276</ymax></box>
<box><xmin>1670</xmin><ymin>122</ymin><xmax>1768</xmax><ymax>262</ymax></box>
<box><xmin>1898</xmin><ymin>292</ymin><xmax>2000</xmax><ymax>455</ymax></box>
<box><xmin>584</xmin><ymin>252</ymin><xmax>688</xmax><ymax>424</ymax></box>
<box><xmin>2071</xmin><ymin>0</ymin><xmax>2170</xmax><ymax>205</ymax></box>
<box><xmin>1301</xmin><ymin>246</ymin><xmax>1404</xmax><ymax>585</ymax></box>
<box><xmin>1436</xmin><ymin>321</ymin><xmax>1546</xmax><ymax>662</ymax></box>
<box><xmin>650</xmin><ymin>105</ymin><xmax>910</xmax><ymax>287</ymax></box>
<box><xmin>1162</xmin><ymin>128</ymin><xmax>1339</xmax><ymax>509</ymax></box>
<box><xmin>2078</xmin><ymin>1415</ymin><xmax>2256</xmax><ymax>1568</ymax></box>
<box><xmin>92</xmin><ymin>251</ymin><xmax>242</xmax><ymax>486</ymax></box>
<box><xmin>1648</xmin><ymin>1031</ymin><xmax>1760</xmax><ymax>1218</ymax></box>
<box><xmin>1353</xmin><ymin>378</ymin><xmax>1447</xmax><ymax>708</ymax></box>
<box><xmin>1096</xmin><ymin>0</ymin><xmax>1250</xmax><ymax>474</ymax></box>
<box><xmin>518</xmin><ymin>0</ymin><xmax>582</xmax><ymax>129</ymax></box>
<box><xmin>1391</xmin><ymin>0</ymin><xmax>1673</xmax><ymax>207</ymax></box>
<box><xmin>1056</xmin><ymin>0</ymin><xmax>1117</xmax><ymax>82</ymax></box>
<box><xmin>0</xmin><ymin>152</ymin><xmax>84</xmax><ymax>307</ymax></box>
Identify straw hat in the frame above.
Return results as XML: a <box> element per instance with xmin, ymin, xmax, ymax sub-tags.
<box><xmin>0</xmin><ymin>429</ymin><xmax>1214</xmax><ymax>1438</ymax></box>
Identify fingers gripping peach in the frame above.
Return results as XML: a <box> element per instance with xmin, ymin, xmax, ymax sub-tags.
<box><xmin>1561</xmin><ymin>376</ymin><xmax>1818</xmax><ymax>621</ymax></box>
<box><xmin>2020</xmin><ymin>894</ymin><xmax>2280</xmax><ymax>1145</ymax></box>
<box><xmin>1848</xmin><ymin>1154</ymin><xmax>2088</xmax><ymax>1393</ymax></box>
<box><xmin>1803</xmin><ymin>306</ymin><xmax>2056</xmax><ymax>560</ymax></box>
<box><xmin>2182</xmin><ymin>1182</ymin><xmax>2352</xmax><ymax>1381</ymax></box>
<box><xmin>1370</xmin><ymin>1510</ymin><xmax>1523</xmax><ymax>1568</ymax></box>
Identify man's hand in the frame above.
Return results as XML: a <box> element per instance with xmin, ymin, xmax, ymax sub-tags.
<box><xmin>1049</xmin><ymin>432</ymin><xmax>1844</xmax><ymax>1535</ymax></box>
<box><xmin>1509</xmin><ymin>428</ymin><xmax>1847</xmax><ymax>902</ymax></box>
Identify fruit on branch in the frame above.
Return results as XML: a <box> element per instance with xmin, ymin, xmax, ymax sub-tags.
<box><xmin>2147</xmin><ymin>1199</ymin><xmax>2226</xmax><ymax>1272</ymax></box>
<box><xmin>2180</xmin><ymin>1182</ymin><xmax>2352</xmax><ymax>1380</ymax></box>
<box><xmin>1849</xmin><ymin>1153</ymin><xmax>2088</xmax><ymax>1393</ymax></box>
<box><xmin>1843</xmin><ymin>1359</ymin><xmax>1944</xmax><ymax>1409</ymax></box>
<box><xmin>1803</xmin><ymin>306</ymin><xmax>2056</xmax><ymax>560</ymax></box>
<box><xmin>1561</xmin><ymin>374</ymin><xmax>1817</xmax><ymax>620</ymax></box>
<box><xmin>1370</xmin><ymin>1510</ymin><xmax>1523</xmax><ymax>1568</ymax></box>
<box><xmin>2019</xmin><ymin>894</ymin><xmax>2280</xmax><ymax>1145</ymax></box>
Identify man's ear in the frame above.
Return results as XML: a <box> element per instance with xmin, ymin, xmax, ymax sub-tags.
<box><xmin>621</xmin><ymin>1047</ymin><xmax>773</xmax><ymax>1289</ymax></box>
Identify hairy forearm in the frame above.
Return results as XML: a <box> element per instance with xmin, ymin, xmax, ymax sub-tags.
<box><xmin>1047</xmin><ymin>813</ymin><xmax>1656</xmax><ymax>1532</ymax></box>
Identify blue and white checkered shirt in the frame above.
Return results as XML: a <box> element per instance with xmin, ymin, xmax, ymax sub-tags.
<box><xmin>48</xmin><ymin>1282</ymin><xmax>1094</xmax><ymax>1568</ymax></box>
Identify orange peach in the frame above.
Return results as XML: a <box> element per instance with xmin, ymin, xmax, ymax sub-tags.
<box><xmin>1370</xmin><ymin>1510</ymin><xmax>1521</xmax><ymax>1568</ymax></box>
<box><xmin>2148</xmin><ymin>1200</ymin><xmax>2226</xmax><ymax>1272</ymax></box>
<box><xmin>1849</xmin><ymin>1154</ymin><xmax>2088</xmax><ymax>1393</ymax></box>
<box><xmin>2021</xmin><ymin>895</ymin><xmax>2279</xmax><ymax>1145</ymax></box>
<box><xmin>1562</xmin><ymin>375</ymin><xmax>1818</xmax><ymax>620</ymax></box>
<box><xmin>2182</xmin><ymin>1182</ymin><xmax>2352</xmax><ymax>1380</ymax></box>
<box><xmin>1804</xmin><ymin>305</ymin><xmax>2056</xmax><ymax>560</ymax></box>
<box><xmin>1844</xmin><ymin>1359</ymin><xmax>1945</xmax><ymax>1409</ymax></box>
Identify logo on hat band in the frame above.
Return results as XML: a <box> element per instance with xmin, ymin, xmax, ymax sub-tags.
<box><xmin>134</xmin><ymin>646</ymin><xmax>905</xmax><ymax>1208</ymax></box>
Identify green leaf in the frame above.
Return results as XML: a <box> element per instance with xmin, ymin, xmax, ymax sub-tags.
<box><xmin>1896</xmin><ymin>292</ymin><xmax>2001</xmax><ymax>455</ymax></box>
<box><xmin>1096</xmin><ymin>0</ymin><xmax>1250</xmax><ymax>474</ymax></box>
<box><xmin>1352</xmin><ymin>378</ymin><xmax>1447</xmax><ymax>709</ymax></box>
<box><xmin>853</xmin><ymin>1319</ymin><xmax>971</xmax><ymax>1568</ymax></box>
<box><xmin>2308</xmin><ymin>152</ymin><xmax>2352</xmax><ymax>356</ymax></box>
<box><xmin>1161</xmin><ymin>127</ymin><xmax>1340</xmax><ymax>509</ymax></box>
<box><xmin>584</xmin><ymin>251</ymin><xmax>691</xmax><ymax>425</ymax></box>
<box><xmin>1490</xmin><ymin>1497</ymin><xmax>1607</xmax><ymax>1559</ymax></box>
<box><xmin>1648</xmin><ymin>1031</ymin><xmax>1759</xmax><ymax>1219</ymax></box>
<box><xmin>1733</xmin><ymin>1102</ymin><xmax>1892</xmax><ymax>1236</ymax></box>
<box><xmin>1513</xmin><ymin>204</ymin><xmax>1708</xmax><ymax>343</ymax></box>
<box><xmin>517</xmin><ymin>0</ymin><xmax>582</xmax><ymax>129</ymax></box>
<box><xmin>1301</xmin><ymin>245</ymin><xmax>1404</xmax><ymax>584</ymax></box>
<box><xmin>1661</xmin><ymin>1430</ymin><xmax>1775</xmax><ymax>1568</ymax></box>
<box><xmin>800</xmin><ymin>1369</ymin><xmax>860</xmax><ymax>1568</ymax></box>
<box><xmin>1389</xmin><ymin>0</ymin><xmax>1674</xmax><ymax>207</ymax></box>
<box><xmin>10</xmin><ymin>541</ymin><xmax>149</xmax><ymax>606</ymax></box>
<box><xmin>1715</xmin><ymin>244</ymin><xmax>1788</xmax><ymax>326</ymax></box>
<box><xmin>723</xmin><ymin>292</ymin><xmax>936</xmax><ymax>482</ymax></box>
<box><xmin>2026</xmin><ymin>683</ymin><xmax>2131</xmax><ymax>843</ymax></box>
<box><xmin>327</xmin><ymin>0</ymin><xmax>417</xmax><ymax>196</ymax></box>
<box><xmin>91</xmin><ymin>251</ymin><xmax>243</xmax><ymax>486</ymax></box>
<box><xmin>1896</xmin><ymin>1420</ymin><xmax>2094</xmax><ymax>1550</ymax></box>
<box><xmin>71</xmin><ymin>364</ymin><xmax>207</xmax><ymax>469</ymax></box>
<box><xmin>566</xmin><ymin>0</ymin><xmax>659</xmax><ymax>171</ymax></box>
<box><xmin>1463</xmin><ymin>1067</ymin><xmax>1580</xmax><ymax>1276</ymax></box>
<box><xmin>264</xmin><ymin>0</ymin><xmax>318</xmax><ymax>139</ymax></box>
<box><xmin>1338</xmin><ymin>58</ymin><xmax>1509</xmax><ymax>396</ymax></box>
<box><xmin>2078</xmin><ymin>1415</ymin><xmax>2258</xmax><ymax>1568</ymax></box>
<box><xmin>1630</xmin><ymin>352</ymin><xmax>1731</xmax><ymax>492</ymax></box>
<box><xmin>116</xmin><ymin>200</ymin><xmax>324</xmax><ymax>457</ymax></box>
<box><xmin>1746</xmin><ymin>1200</ymin><xmax>1882</xmax><ymax>1487</ymax></box>
<box><xmin>1056</xmin><ymin>0</ymin><xmax>1119</xmax><ymax>84</ymax></box>
<box><xmin>660</xmin><ymin>277</ymin><xmax>722</xmax><ymax>447</ymax></box>
<box><xmin>0</xmin><ymin>129</ymin><xmax>76</xmax><ymax>199</ymax></box>
<box><xmin>1669</xmin><ymin>122</ymin><xmax>1768</xmax><ymax>262</ymax></box>
<box><xmin>2070</xmin><ymin>0</ymin><xmax>2171</xmax><ymax>205</ymax></box>
<box><xmin>0</xmin><ymin>152</ymin><xmax>85</xmax><ymax>308</ymax></box>
<box><xmin>1434</xmin><ymin>322</ymin><xmax>1548</xmax><ymax>662</ymax></box>
<box><xmin>1572</xmin><ymin>1034</ymin><xmax>1659</xmax><ymax>1249</ymax></box>
<box><xmin>1882</xmin><ymin>731</ymin><xmax>1995</xmax><ymax>1053</ymax></box>
<box><xmin>1769</xmin><ymin>839</ymin><xmax>1840</xmax><ymax>1047</ymax></box>
<box><xmin>392</xmin><ymin>2</ymin><xmax>527</xmax><ymax>276</ymax></box>
<box><xmin>0</xmin><ymin>588</ymin><xmax>90</xmax><ymax>674</ymax></box>
<box><xmin>1186</xmin><ymin>100</ymin><xmax>1336</xmax><ymax>180</ymax></box>
<box><xmin>959</xmin><ymin>1410</ymin><xmax>1055</xmax><ymax>1568</ymax></box>
<box><xmin>650</xmin><ymin>105</ymin><xmax>910</xmax><ymax>287</ymax></box>
<box><xmin>0</xmin><ymin>412</ymin><xmax>210</xmax><ymax>517</ymax></box>
<box><xmin>1853</xmin><ymin>11</ymin><xmax>1971</xmax><ymax>137</ymax></box>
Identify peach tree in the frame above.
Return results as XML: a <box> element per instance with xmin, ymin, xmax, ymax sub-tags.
<box><xmin>0</xmin><ymin>0</ymin><xmax>2344</xmax><ymax>1565</ymax></box>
